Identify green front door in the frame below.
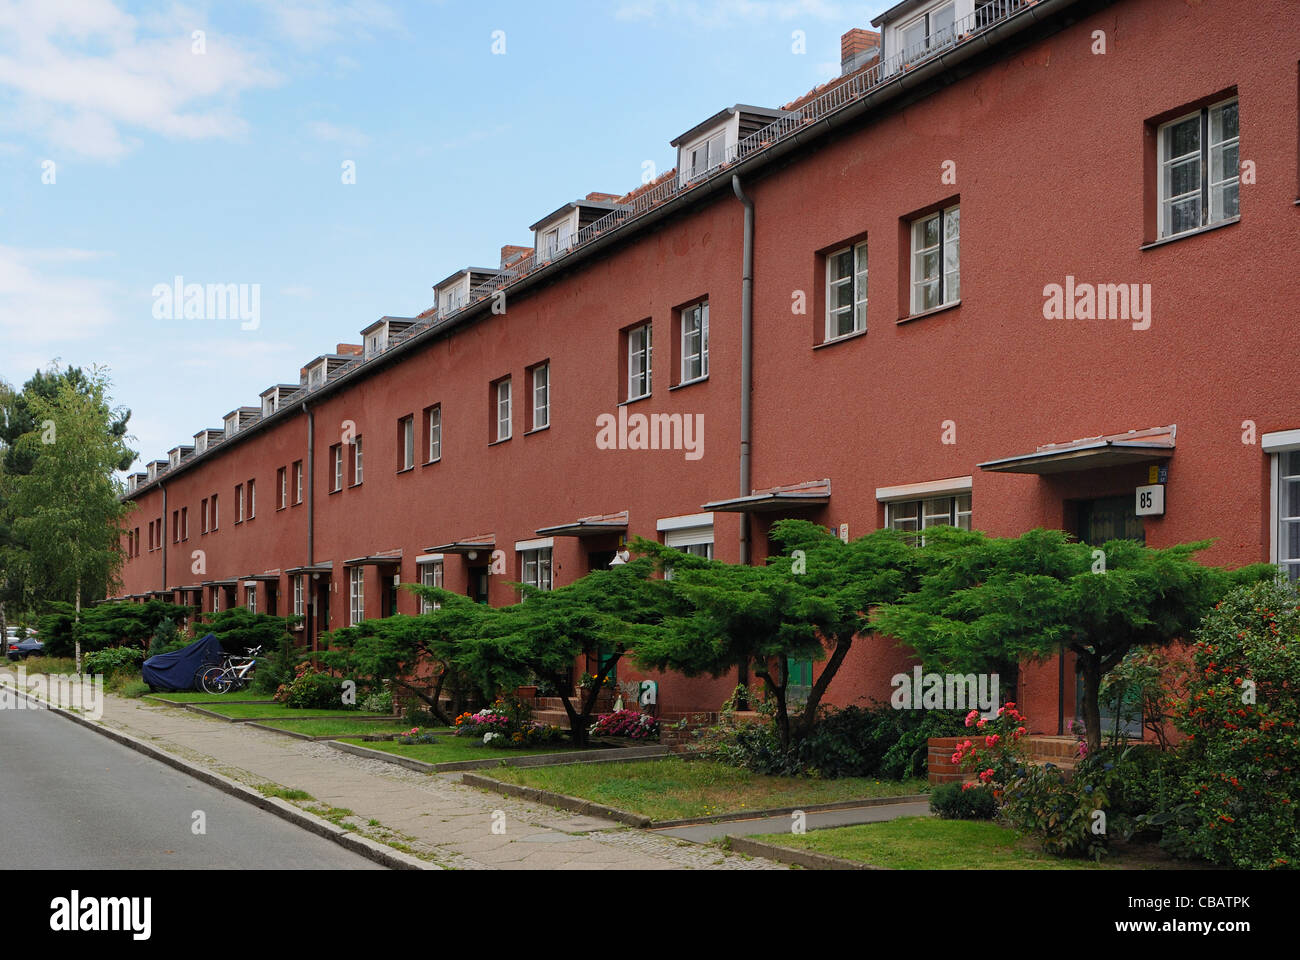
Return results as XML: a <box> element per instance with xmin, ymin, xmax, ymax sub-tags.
<box><xmin>787</xmin><ymin>658</ymin><xmax>813</xmax><ymax>705</ymax></box>
<box><xmin>1075</xmin><ymin>495</ymin><xmax>1144</xmax><ymax>737</ymax></box>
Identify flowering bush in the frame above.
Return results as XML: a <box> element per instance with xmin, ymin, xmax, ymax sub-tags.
<box><xmin>952</xmin><ymin>702</ymin><xmax>1110</xmax><ymax>859</ymax></box>
<box><xmin>578</xmin><ymin>672</ymin><xmax>615</xmax><ymax>693</ymax></box>
<box><xmin>1163</xmin><ymin>580</ymin><xmax>1300</xmax><ymax>869</ymax></box>
<box><xmin>274</xmin><ymin>662</ymin><xmax>351</xmax><ymax>709</ymax></box>
<box><xmin>589</xmin><ymin>709</ymin><xmax>659</xmax><ymax>740</ymax></box>
<box><xmin>396</xmin><ymin>726</ymin><xmax>443</xmax><ymax>745</ymax></box>
<box><xmin>452</xmin><ymin>699</ymin><xmax>565</xmax><ymax>749</ymax></box>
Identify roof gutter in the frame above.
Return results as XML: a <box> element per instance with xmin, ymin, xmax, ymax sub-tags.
<box><xmin>122</xmin><ymin>0</ymin><xmax>1092</xmax><ymax>503</ymax></box>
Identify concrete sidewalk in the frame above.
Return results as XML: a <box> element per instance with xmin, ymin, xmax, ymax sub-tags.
<box><xmin>79</xmin><ymin>694</ymin><xmax>784</xmax><ymax>870</ymax></box>
<box><xmin>653</xmin><ymin>801</ymin><xmax>933</xmax><ymax>843</ymax></box>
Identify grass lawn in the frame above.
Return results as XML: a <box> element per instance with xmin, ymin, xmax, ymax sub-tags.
<box><xmin>341</xmin><ymin>736</ymin><xmax>581</xmax><ymax>765</ymax></box>
<box><xmin>752</xmin><ymin>817</ymin><xmax>1127</xmax><ymax>870</ymax></box>
<box><xmin>197</xmin><ymin>701</ymin><xmax>392</xmax><ymax>720</ymax></box>
<box><xmin>483</xmin><ymin>758</ymin><xmax>929</xmax><ymax>822</ymax></box>
<box><xmin>260</xmin><ymin>718</ymin><xmax>421</xmax><ymax>737</ymax></box>
<box><xmin>145</xmin><ymin>691</ymin><xmax>276</xmax><ymax>704</ymax></box>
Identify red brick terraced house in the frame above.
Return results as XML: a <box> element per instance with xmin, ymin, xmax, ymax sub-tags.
<box><xmin>115</xmin><ymin>0</ymin><xmax>1300</xmax><ymax>734</ymax></box>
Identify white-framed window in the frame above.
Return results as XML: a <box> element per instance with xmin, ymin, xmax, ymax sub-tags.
<box><xmin>211</xmin><ymin>494</ymin><xmax>218</xmax><ymax>530</ymax></box>
<box><xmin>1158</xmin><ymin>97</ymin><xmax>1239</xmax><ymax>240</ymax></box>
<box><xmin>531</xmin><ymin>364</ymin><xmax>549</xmax><ymax>430</ymax></box>
<box><xmin>428</xmin><ymin>406</ymin><xmax>442</xmax><ymax>462</ymax></box>
<box><xmin>182</xmin><ymin>507</ymin><xmax>188</xmax><ymax>540</ymax></box>
<box><xmin>1265</xmin><ymin>433</ymin><xmax>1300</xmax><ymax>581</ymax></box>
<box><xmin>308</xmin><ymin>365</ymin><xmax>325</xmax><ymax>389</ymax></box>
<box><xmin>660</xmin><ymin>518</ymin><xmax>715</xmax><ymax>579</ymax></box>
<box><xmin>293</xmin><ymin>575</ymin><xmax>304</xmax><ymax>617</ymax></box>
<box><xmin>332</xmin><ymin>445</ymin><xmax>343</xmax><ymax>491</ymax></box>
<box><xmin>681</xmin><ymin>302</ymin><xmax>709</xmax><ymax>382</ymax></box>
<box><xmin>826</xmin><ymin>241</ymin><xmax>868</xmax><ymax>339</ymax></box>
<box><xmin>521</xmin><ymin>548</ymin><xmax>553</xmax><ymax>591</ymax></box>
<box><xmin>246</xmin><ymin>585</ymin><xmax>257</xmax><ymax>612</ymax></box>
<box><xmin>401</xmin><ymin>416</ymin><xmax>415</xmax><ymax>469</ymax></box>
<box><xmin>899</xmin><ymin>2</ymin><xmax>955</xmax><ymax>57</ymax></box>
<box><xmin>365</xmin><ymin>331</ymin><xmax>385</xmax><ymax>358</ymax></box>
<box><xmin>248</xmin><ymin>478</ymin><xmax>255</xmax><ymax>518</ymax></box>
<box><xmin>628</xmin><ymin>323</ymin><xmax>652</xmax><ymax>400</ymax></box>
<box><xmin>349</xmin><ymin>566</ymin><xmax>365</xmax><ymax>625</ymax></box>
<box><xmin>236</xmin><ymin>484</ymin><xmax>245</xmax><ymax>522</ymax></box>
<box><xmin>687</xmin><ymin>132</ymin><xmax>726</xmax><ymax>180</ymax></box>
<box><xmin>294</xmin><ymin>461</ymin><xmax>303</xmax><ymax>504</ymax></box>
<box><xmin>495</xmin><ymin>379</ymin><xmax>512</xmax><ymax>441</ymax></box>
<box><xmin>910</xmin><ymin>204</ymin><xmax>960</xmax><ymax>314</ymax></box>
<box><xmin>353</xmin><ymin>436</ymin><xmax>364</xmax><ymax>484</ymax></box>
<box><xmin>886</xmin><ymin>493</ymin><xmax>972</xmax><ymax>544</ymax></box>
<box><xmin>419</xmin><ymin>560</ymin><xmax>444</xmax><ymax>613</ymax></box>
<box><xmin>279</xmin><ymin>467</ymin><xmax>287</xmax><ymax>509</ymax></box>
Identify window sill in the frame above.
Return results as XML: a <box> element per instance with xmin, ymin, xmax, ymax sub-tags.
<box><xmin>328</xmin><ymin>487</ymin><xmax>342</xmax><ymax>496</ymax></box>
<box><xmin>349</xmin><ymin>482</ymin><xmax>363</xmax><ymax>489</ymax></box>
<box><xmin>276</xmin><ymin>506</ymin><xmax>286</xmax><ymax>513</ymax></box>
<box><xmin>488</xmin><ymin>437</ymin><xmax>511</xmax><ymax>447</ymax></box>
<box><xmin>814</xmin><ymin>328</ymin><xmax>868</xmax><ymax>350</ymax></box>
<box><xmin>1140</xmin><ymin>216</ymin><xmax>1239</xmax><ymax>251</ymax></box>
<box><xmin>525</xmin><ymin>424</ymin><xmax>550</xmax><ymax>436</ymax></box>
<box><xmin>422</xmin><ymin>457</ymin><xmax>441</xmax><ymax>467</ymax></box>
<box><xmin>898</xmin><ymin>300</ymin><xmax>961</xmax><ymax>325</ymax></box>
<box><xmin>620</xmin><ymin>393</ymin><xmax>652</xmax><ymax>407</ymax></box>
<box><xmin>395</xmin><ymin>466</ymin><xmax>415</xmax><ymax>475</ymax></box>
<box><xmin>671</xmin><ymin>375</ymin><xmax>709</xmax><ymax>390</ymax></box>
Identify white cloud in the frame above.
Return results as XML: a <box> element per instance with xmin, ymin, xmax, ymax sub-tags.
<box><xmin>615</xmin><ymin>0</ymin><xmax>848</xmax><ymax>26</ymax></box>
<box><xmin>255</xmin><ymin>0</ymin><xmax>401</xmax><ymax>49</ymax></box>
<box><xmin>0</xmin><ymin>0</ymin><xmax>280</xmax><ymax>159</ymax></box>
<box><xmin>0</xmin><ymin>245</ymin><xmax>118</xmax><ymax>347</ymax></box>
<box><xmin>308</xmin><ymin>120</ymin><xmax>371</xmax><ymax>150</ymax></box>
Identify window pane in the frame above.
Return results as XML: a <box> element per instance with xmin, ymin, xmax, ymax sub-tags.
<box><xmin>943</xmin><ymin>206</ymin><xmax>959</xmax><ymax>240</ymax></box>
<box><xmin>1167</xmin><ymin>156</ymin><xmax>1200</xmax><ymax>199</ymax></box>
<box><xmin>922</xmin><ymin>214</ymin><xmax>940</xmax><ymax>248</ymax></box>
<box><xmin>1284</xmin><ymin>478</ymin><xmax>1300</xmax><ymax>518</ymax></box>
<box><xmin>1210</xmin><ymin>100</ymin><xmax>1238</xmax><ymax>144</ymax></box>
<box><xmin>832</xmin><ymin>249</ymin><xmax>853</xmax><ymax>279</ymax></box>
<box><xmin>1166</xmin><ymin>195</ymin><xmax>1201</xmax><ymax>236</ymax></box>
<box><xmin>1165</xmin><ymin>116</ymin><xmax>1199</xmax><ymax>160</ymax></box>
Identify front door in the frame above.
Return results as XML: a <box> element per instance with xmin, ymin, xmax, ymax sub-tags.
<box><xmin>467</xmin><ymin>566</ymin><xmax>489</xmax><ymax>604</ymax></box>
<box><xmin>1075</xmin><ymin>494</ymin><xmax>1144</xmax><ymax>737</ymax></box>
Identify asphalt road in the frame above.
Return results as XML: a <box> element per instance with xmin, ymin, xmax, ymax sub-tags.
<box><xmin>0</xmin><ymin>704</ymin><xmax>383</xmax><ymax>869</ymax></box>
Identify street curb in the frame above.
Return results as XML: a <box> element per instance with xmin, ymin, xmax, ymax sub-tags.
<box><xmin>243</xmin><ymin>721</ymin><xmax>406</xmax><ymax>743</ymax></box>
<box><xmin>144</xmin><ymin>695</ymin><xmax>274</xmax><ymax>707</ymax></box>
<box><xmin>2</xmin><ymin>683</ymin><xmax>435</xmax><ymax>871</ymax></box>
<box><xmin>460</xmin><ymin>773</ymin><xmax>652</xmax><ymax>827</ymax></box>
<box><xmin>459</xmin><ymin>768</ymin><xmax>928</xmax><ymax>831</ymax></box>
<box><xmin>722</xmin><ymin>835</ymin><xmax>883</xmax><ymax>870</ymax></box>
<box><xmin>328</xmin><ymin>738</ymin><xmax>670</xmax><ymax>773</ymax></box>
<box><xmin>647</xmin><ymin>794</ymin><xmax>931</xmax><ymax>829</ymax></box>
<box><xmin>181</xmin><ymin>703</ymin><xmax>391</xmax><ymax>724</ymax></box>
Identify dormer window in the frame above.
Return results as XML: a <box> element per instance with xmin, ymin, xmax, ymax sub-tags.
<box><xmin>899</xmin><ymin>2</ymin><xmax>955</xmax><ymax>56</ymax></box>
<box><xmin>169</xmin><ymin>451</ymin><xmax>180</xmax><ymax>468</ymax></box>
<box><xmin>540</xmin><ymin>221</ymin><xmax>573</xmax><ymax>259</ymax></box>
<box><xmin>262</xmin><ymin>395</ymin><xmax>277</xmax><ymax>417</ymax></box>
<box><xmin>687</xmin><ymin>132</ymin><xmax>726</xmax><ymax>180</ymax></box>
<box><xmin>224</xmin><ymin>414</ymin><xmax>240</xmax><ymax>438</ymax></box>
<box><xmin>196</xmin><ymin>434</ymin><xmax>207</xmax><ymax>453</ymax></box>
<box><xmin>307</xmin><ymin>364</ymin><xmax>325</xmax><ymax>389</ymax></box>
<box><xmin>365</xmin><ymin>331</ymin><xmax>386</xmax><ymax>358</ymax></box>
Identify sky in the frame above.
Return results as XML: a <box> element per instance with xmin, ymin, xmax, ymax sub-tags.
<box><xmin>0</xmin><ymin>0</ymin><xmax>891</xmax><ymax>472</ymax></box>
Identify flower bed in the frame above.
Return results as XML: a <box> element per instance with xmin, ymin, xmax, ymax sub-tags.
<box><xmin>589</xmin><ymin>709</ymin><xmax>658</xmax><ymax>740</ymax></box>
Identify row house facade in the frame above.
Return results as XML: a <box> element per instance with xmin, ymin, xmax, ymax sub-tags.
<box><xmin>116</xmin><ymin>0</ymin><xmax>1300</xmax><ymax>728</ymax></box>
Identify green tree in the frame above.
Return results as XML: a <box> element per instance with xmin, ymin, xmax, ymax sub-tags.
<box><xmin>6</xmin><ymin>367</ymin><xmax>134</xmax><ymax>671</ymax></box>
<box><xmin>465</xmin><ymin>557</ymin><xmax>669</xmax><ymax>746</ymax></box>
<box><xmin>320</xmin><ymin>592</ymin><xmax>496</xmax><ymax>724</ymax></box>
<box><xmin>634</xmin><ymin>520</ymin><xmax>921</xmax><ymax>751</ymax></box>
<box><xmin>870</xmin><ymin>528</ymin><xmax>1272</xmax><ymax>754</ymax></box>
<box><xmin>37</xmin><ymin>598</ymin><xmax>194</xmax><ymax>658</ymax></box>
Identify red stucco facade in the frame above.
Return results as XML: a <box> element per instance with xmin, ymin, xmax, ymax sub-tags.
<box><xmin>116</xmin><ymin>0</ymin><xmax>1300</xmax><ymax>729</ymax></box>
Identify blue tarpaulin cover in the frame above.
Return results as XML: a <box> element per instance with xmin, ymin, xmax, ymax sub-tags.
<box><xmin>142</xmin><ymin>633</ymin><xmax>223</xmax><ymax>692</ymax></box>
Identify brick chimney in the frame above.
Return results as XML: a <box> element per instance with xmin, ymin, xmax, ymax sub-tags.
<box><xmin>500</xmin><ymin>244</ymin><xmax>533</xmax><ymax>268</ymax></box>
<box><xmin>584</xmin><ymin>192</ymin><xmax>621</xmax><ymax>203</ymax></box>
<box><xmin>840</xmin><ymin>28</ymin><xmax>881</xmax><ymax>76</ymax></box>
<box><xmin>335</xmin><ymin>343</ymin><xmax>363</xmax><ymax>356</ymax></box>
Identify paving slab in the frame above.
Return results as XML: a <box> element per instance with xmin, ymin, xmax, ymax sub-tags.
<box><xmin>75</xmin><ymin>694</ymin><xmax>785</xmax><ymax>870</ymax></box>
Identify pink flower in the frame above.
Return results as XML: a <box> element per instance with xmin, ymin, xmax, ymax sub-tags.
<box><xmin>978</xmin><ymin>768</ymin><xmax>995</xmax><ymax>783</ymax></box>
<box><xmin>964</xmin><ymin>709</ymin><xmax>979</xmax><ymax>727</ymax></box>
<box><xmin>985</xmin><ymin>734</ymin><xmax>1000</xmax><ymax>748</ymax></box>
<box><xmin>976</xmin><ymin>717</ymin><xmax>988</xmax><ymax>728</ymax></box>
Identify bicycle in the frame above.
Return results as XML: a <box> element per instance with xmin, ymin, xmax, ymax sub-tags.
<box><xmin>196</xmin><ymin>646</ymin><xmax>263</xmax><ymax>695</ymax></box>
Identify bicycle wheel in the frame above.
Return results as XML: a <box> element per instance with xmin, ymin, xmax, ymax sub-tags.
<box><xmin>199</xmin><ymin>666</ymin><xmax>233</xmax><ymax>695</ymax></box>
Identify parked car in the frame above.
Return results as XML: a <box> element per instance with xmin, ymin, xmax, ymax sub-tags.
<box><xmin>5</xmin><ymin>628</ymin><xmax>42</xmax><ymax>661</ymax></box>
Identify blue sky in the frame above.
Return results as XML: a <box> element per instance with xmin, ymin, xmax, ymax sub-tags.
<box><xmin>0</xmin><ymin>0</ymin><xmax>889</xmax><ymax>471</ymax></box>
